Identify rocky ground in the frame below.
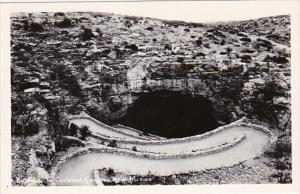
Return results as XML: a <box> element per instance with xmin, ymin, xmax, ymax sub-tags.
<box><xmin>10</xmin><ymin>12</ymin><xmax>291</xmax><ymax>185</ymax></box>
<box><xmin>98</xmin><ymin>157</ymin><xmax>278</xmax><ymax>185</ymax></box>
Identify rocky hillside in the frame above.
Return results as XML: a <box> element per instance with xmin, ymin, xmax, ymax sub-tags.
<box><xmin>10</xmin><ymin>12</ymin><xmax>291</xmax><ymax>185</ymax></box>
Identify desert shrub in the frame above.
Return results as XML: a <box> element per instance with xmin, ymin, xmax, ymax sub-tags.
<box><xmin>265</xmin><ymin>139</ymin><xmax>291</xmax><ymax>159</ymax></box>
<box><xmin>51</xmin><ymin>64</ymin><xmax>82</xmax><ymax>97</ymax></box>
<box><xmin>48</xmin><ymin>108</ymin><xmax>69</xmax><ymax>137</ymax></box>
<box><xmin>274</xmin><ymin>140</ymin><xmax>292</xmax><ymax>157</ymax></box>
<box><xmin>272</xmin><ymin>172</ymin><xmax>292</xmax><ymax>184</ymax></box>
<box><xmin>195</xmin><ymin>52</ymin><xmax>205</xmax><ymax>58</ymax></box>
<box><xmin>29</xmin><ymin>22</ymin><xmax>43</xmax><ymax>32</ymax></box>
<box><xmin>195</xmin><ymin>37</ymin><xmax>202</xmax><ymax>47</ymax></box>
<box><xmin>79</xmin><ymin>125</ymin><xmax>90</xmax><ymax>140</ymax></box>
<box><xmin>125</xmin><ymin>44</ymin><xmax>138</xmax><ymax>52</ymax></box>
<box><xmin>81</xmin><ymin>28</ymin><xmax>94</xmax><ymax>41</ymax></box>
<box><xmin>220</xmin><ymin>39</ymin><xmax>226</xmax><ymax>45</ymax></box>
<box><xmin>214</xmin><ymin>30</ymin><xmax>226</xmax><ymax>38</ymax></box>
<box><xmin>54</xmin><ymin>12</ymin><xmax>65</xmax><ymax>17</ymax></box>
<box><xmin>12</xmin><ymin>117</ymin><xmax>39</xmax><ymax>136</ymax></box>
<box><xmin>108</xmin><ymin>140</ymin><xmax>118</xmax><ymax>148</ymax></box>
<box><xmin>60</xmin><ymin>30</ymin><xmax>69</xmax><ymax>35</ymax></box>
<box><xmin>184</xmin><ymin>28</ymin><xmax>190</xmax><ymax>32</ymax></box>
<box><xmin>145</xmin><ymin>26</ymin><xmax>153</xmax><ymax>31</ymax></box>
<box><xmin>124</xmin><ymin>20</ymin><xmax>132</xmax><ymax>28</ymax></box>
<box><xmin>54</xmin><ymin>138</ymin><xmax>66</xmax><ymax>152</ymax></box>
<box><xmin>69</xmin><ymin>123</ymin><xmax>78</xmax><ymax>136</ymax></box>
<box><xmin>13</xmin><ymin>43</ymin><xmax>33</xmax><ymax>52</ymax></box>
<box><xmin>95</xmin><ymin>27</ymin><xmax>103</xmax><ymax>36</ymax></box>
<box><xmin>206</xmin><ymin>34</ymin><xmax>216</xmax><ymax>40</ymax></box>
<box><xmin>164</xmin><ymin>44</ymin><xmax>172</xmax><ymax>50</ymax></box>
<box><xmin>274</xmin><ymin>160</ymin><xmax>289</xmax><ymax>170</ymax></box>
<box><xmin>264</xmin><ymin>55</ymin><xmax>289</xmax><ymax>64</ymax></box>
<box><xmin>99</xmin><ymin>48</ymin><xmax>111</xmax><ymax>57</ymax></box>
<box><xmin>108</xmin><ymin>99</ymin><xmax>123</xmax><ymax>112</ymax></box>
<box><xmin>55</xmin><ymin>135</ymin><xmax>84</xmax><ymax>152</ymax></box>
<box><xmin>240</xmin><ymin>55</ymin><xmax>252</xmax><ymax>63</ymax></box>
<box><xmin>100</xmin><ymin>85</ymin><xmax>111</xmax><ymax>101</ymax></box>
<box><xmin>203</xmin><ymin>43</ymin><xmax>210</xmax><ymax>49</ymax></box>
<box><xmin>226</xmin><ymin>47</ymin><xmax>233</xmax><ymax>56</ymax></box>
<box><xmin>55</xmin><ymin>17</ymin><xmax>72</xmax><ymax>28</ymax></box>
<box><xmin>240</xmin><ymin>37</ymin><xmax>252</xmax><ymax>42</ymax></box>
<box><xmin>132</xmin><ymin>146</ymin><xmax>137</xmax><ymax>151</ymax></box>
<box><xmin>11</xmin><ymin>95</ymin><xmax>40</xmax><ymax>136</ymax></box>
<box><xmin>241</xmin><ymin>49</ymin><xmax>255</xmax><ymax>53</ymax></box>
<box><xmin>107</xmin><ymin>168</ymin><xmax>115</xmax><ymax>177</ymax></box>
<box><xmin>177</xmin><ymin>57</ymin><xmax>184</xmax><ymax>63</ymax></box>
<box><xmin>254</xmin><ymin>38</ymin><xmax>273</xmax><ymax>50</ymax></box>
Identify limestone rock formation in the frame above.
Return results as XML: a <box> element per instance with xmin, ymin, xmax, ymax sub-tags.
<box><xmin>10</xmin><ymin>12</ymin><xmax>291</xmax><ymax>185</ymax></box>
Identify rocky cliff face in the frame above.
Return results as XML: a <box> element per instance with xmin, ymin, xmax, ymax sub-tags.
<box><xmin>11</xmin><ymin>12</ymin><xmax>291</xmax><ymax>128</ymax></box>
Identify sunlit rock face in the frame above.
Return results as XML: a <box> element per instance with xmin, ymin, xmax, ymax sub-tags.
<box><xmin>116</xmin><ymin>91</ymin><xmax>220</xmax><ymax>138</ymax></box>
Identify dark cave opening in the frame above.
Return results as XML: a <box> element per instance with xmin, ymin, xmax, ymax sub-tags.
<box><xmin>116</xmin><ymin>91</ymin><xmax>220</xmax><ymax>138</ymax></box>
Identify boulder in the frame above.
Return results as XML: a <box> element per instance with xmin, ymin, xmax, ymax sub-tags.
<box><xmin>24</xmin><ymin>87</ymin><xmax>40</xmax><ymax>93</ymax></box>
<box><xmin>273</xmin><ymin>97</ymin><xmax>289</xmax><ymax>105</ymax></box>
<box><xmin>251</xmin><ymin>78</ymin><xmax>265</xmax><ymax>87</ymax></box>
<box><xmin>107</xmin><ymin>51</ymin><xmax>117</xmax><ymax>59</ymax></box>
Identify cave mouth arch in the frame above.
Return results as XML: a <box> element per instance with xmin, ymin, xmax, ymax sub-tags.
<box><xmin>115</xmin><ymin>91</ymin><xmax>220</xmax><ymax>138</ymax></box>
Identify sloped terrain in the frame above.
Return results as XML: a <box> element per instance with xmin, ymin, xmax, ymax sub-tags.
<box><xmin>10</xmin><ymin>12</ymin><xmax>291</xmax><ymax>185</ymax></box>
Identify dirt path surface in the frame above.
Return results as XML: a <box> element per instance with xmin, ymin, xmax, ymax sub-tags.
<box><xmin>55</xmin><ymin>120</ymin><xmax>271</xmax><ymax>186</ymax></box>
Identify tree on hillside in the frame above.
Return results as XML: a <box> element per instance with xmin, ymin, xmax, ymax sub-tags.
<box><xmin>79</xmin><ymin>125</ymin><xmax>90</xmax><ymax>140</ymax></box>
<box><xmin>69</xmin><ymin>123</ymin><xmax>78</xmax><ymax>136</ymax></box>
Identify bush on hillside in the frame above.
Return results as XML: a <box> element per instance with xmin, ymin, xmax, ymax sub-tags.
<box><xmin>79</xmin><ymin>125</ymin><xmax>91</xmax><ymax>140</ymax></box>
<box><xmin>54</xmin><ymin>12</ymin><xmax>65</xmax><ymax>17</ymax></box>
<box><xmin>81</xmin><ymin>28</ymin><xmax>94</xmax><ymax>41</ymax></box>
<box><xmin>240</xmin><ymin>37</ymin><xmax>252</xmax><ymax>42</ymax></box>
<box><xmin>125</xmin><ymin>44</ymin><xmax>138</xmax><ymax>52</ymax></box>
<box><xmin>108</xmin><ymin>140</ymin><xmax>118</xmax><ymax>148</ymax></box>
<box><xmin>195</xmin><ymin>37</ymin><xmax>202</xmax><ymax>47</ymax></box>
<box><xmin>264</xmin><ymin>55</ymin><xmax>289</xmax><ymax>64</ymax></box>
<box><xmin>240</xmin><ymin>55</ymin><xmax>252</xmax><ymax>63</ymax></box>
<box><xmin>132</xmin><ymin>146</ymin><xmax>137</xmax><ymax>151</ymax></box>
<box><xmin>55</xmin><ymin>17</ymin><xmax>72</xmax><ymax>28</ymax></box>
<box><xmin>29</xmin><ymin>22</ymin><xmax>43</xmax><ymax>32</ymax></box>
<box><xmin>69</xmin><ymin>123</ymin><xmax>78</xmax><ymax>136</ymax></box>
<box><xmin>11</xmin><ymin>95</ymin><xmax>40</xmax><ymax>136</ymax></box>
<box><xmin>265</xmin><ymin>138</ymin><xmax>291</xmax><ymax>159</ymax></box>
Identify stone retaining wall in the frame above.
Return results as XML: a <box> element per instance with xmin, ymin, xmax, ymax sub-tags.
<box><xmin>50</xmin><ymin>134</ymin><xmax>247</xmax><ymax>185</ymax></box>
<box><xmin>71</xmin><ymin>114</ymin><xmax>274</xmax><ymax>146</ymax></box>
<box><xmin>69</xmin><ymin>114</ymin><xmax>148</xmax><ymax>140</ymax></box>
<box><xmin>113</xmin><ymin>124</ymin><xmax>164</xmax><ymax>140</ymax></box>
<box><xmin>49</xmin><ymin>116</ymin><xmax>275</xmax><ymax>186</ymax></box>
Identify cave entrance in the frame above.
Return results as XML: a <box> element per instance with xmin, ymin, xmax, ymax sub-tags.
<box><xmin>116</xmin><ymin>91</ymin><xmax>220</xmax><ymax>138</ymax></box>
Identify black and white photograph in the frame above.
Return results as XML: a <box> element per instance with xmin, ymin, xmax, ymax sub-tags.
<box><xmin>1</xmin><ymin>0</ymin><xmax>300</xmax><ymax>193</ymax></box>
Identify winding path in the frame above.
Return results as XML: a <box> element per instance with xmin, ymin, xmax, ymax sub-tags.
<box><xmin>53</xmin><ymin>115</ymin><xmax>273</xmax><ymax>186</ymax></box>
